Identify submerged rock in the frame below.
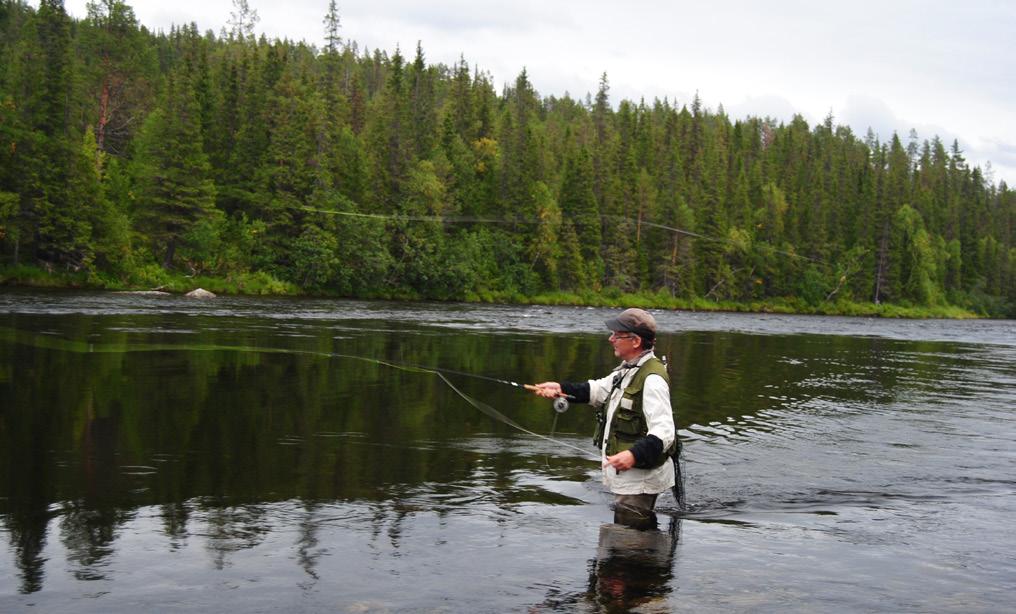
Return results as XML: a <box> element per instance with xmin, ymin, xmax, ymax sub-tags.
<box><xmin>115</xmin><ymin>290</ymin><xmax>172</xmax><ymax>296</ymax></box>
<box><xmin>185</xmin><ymin>288</ymin><xmax>216</xmax><ymax>298</ymax></box>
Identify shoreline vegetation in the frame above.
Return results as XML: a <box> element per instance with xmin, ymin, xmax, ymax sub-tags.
<box><xmin>0</xmin><ymin>264</ymin><xmax>980</xmax><ymax>319</ymax></box>
<box><xmin>1</xmin><ymin>2</ymin><xmax>1013</xmax><ymax>320</ymax></box>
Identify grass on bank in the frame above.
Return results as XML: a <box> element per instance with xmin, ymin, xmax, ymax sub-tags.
<box><xmin>0</xmin><ymin>263</ymin><xmax>987</xmax><ymax>319</ymax></box>
<box><xmin>0</xmin><ymin>263</ymin><xmax>300</xmax><ymax>296</ymax></box>
<box><xmin>522</xmin><ymin>290</ymin><xmax>980</xmax><ymax>319</ymax></box>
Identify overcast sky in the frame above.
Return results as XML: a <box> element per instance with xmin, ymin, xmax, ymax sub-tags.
<box><xmin>59</xmin><ymin>0</ymin><xmax>1016</xmax><ymax>186</ymax></box>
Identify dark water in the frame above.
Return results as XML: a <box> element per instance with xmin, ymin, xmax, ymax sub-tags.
<box><xmin>1</xmin><ymin>290</ymin><xmax>1014</xmax><ymax>612</ymax></box>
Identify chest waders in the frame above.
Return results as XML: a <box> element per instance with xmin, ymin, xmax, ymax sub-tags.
<box><xmin>593</xmin><ymin>357</ymin><xmax>674</xmax><ymax>468</ymax></box>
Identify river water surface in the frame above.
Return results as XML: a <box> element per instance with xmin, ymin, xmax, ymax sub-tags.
<box><xmin>1</xmin><ymin>290</ymin><xmax>1014</xmax><ymax>612</ymax></box>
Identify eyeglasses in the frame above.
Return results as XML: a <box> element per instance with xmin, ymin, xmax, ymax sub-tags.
<box><xmin>609</xmin><ymin>332</ymin><xmax>637</xmax><ymax>341</ymax></box>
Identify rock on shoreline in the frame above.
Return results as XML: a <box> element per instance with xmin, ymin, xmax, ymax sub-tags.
<box><xmin>185</xmin><ymin>288</ymin><xmax>217</xmax><ymax>298</ymax></box>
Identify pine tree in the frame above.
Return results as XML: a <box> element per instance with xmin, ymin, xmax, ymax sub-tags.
<box><xmin>591</xmin><ymin>72</ymin><xmax>611</xmax><ymax>208</ymax></box>
<box><xmin>320</xmin><ymin>0</ymin><xmax>346</xmax><ymax>116</ymax></box>
<box><xmin>79</xmin><ymin>0</ymin><xmax>151</xmax><ymax>156</ymax></box>
<box><xmin>558</xmin><ymin>143</ymin><xmax>601</xmax><ymax>285</ymax></box>
<box><xmin>0</xmin><ymin>90</ymin><xmax>34</xmax><ymax>265</ymax></box>
<box><xmin>633</xmin><ymin>172</ymin><xmax>656</xmax><ymax>287</ymax></box>
<box><xmin>260</xmin><ymin>63</ymin><xmax>328</xmax><ymax>241</ymax></box>
<box><xmin>556</xmin><ymin>218</ymin><xmax>586</xmax><ymax>291</ymax></box>
<box><xmin>222</xmin><ymin>47</ymin><xmax>270</xmax><ymax>218</ymax></box>
<box><xmin>529</xmin><ymin>181</ymin><xmax>562</xmax><ymax>289</ymax></box>
<box><xmin>879</xmin><ymin>133</ymin><xmax>912</xmax><ymax>301</ymax></box>
<box><xmin>499</xmin><ymin>69</ymin><xmax>542</xmax><ymax>219</ymax></box>
<box><xmin>228</xmin><ymin>0</ymin><xmax>259</xmax><ymax>41</ymax></box>
<box><xmin>438</xmin><ymin>112</ymin><xmax>478</xmax><ymax>217</ymax></box>
<box><xmin>323</xmin><ymin>0</ymin><xmax>342</xmax><ymax>54</ymax></box>
<box><xmin>364</xmin><ymin>47</ymin><xmax>411</xmax><ymax>211</ymax></box>
<box><xmin>447</xmin><ymin>56</ymin><xmax>476</xmax><ymax>142</ymax></box>
<box><xmin>133</xmin><ymin>71</ymin><xmax>217</xmax><ymax>268</ymax></box>
<box><xmin>408</xmin><ymin>42</ymin><xmax>436</xmax><ymax>159</ymax></box>
<box><xmin>29</xmin><ymin>0</ymin><xmax>96</xmax><ymax>269</ymax></box>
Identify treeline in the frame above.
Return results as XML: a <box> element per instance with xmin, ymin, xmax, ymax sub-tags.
<box><xmin>1</xmin><ymin>0</ymin><xmax>1014</xmax><ymax>314</ymax></box>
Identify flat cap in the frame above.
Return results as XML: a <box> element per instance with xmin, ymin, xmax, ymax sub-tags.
<box><xmin>605</xmin><ymin>308</ymin><xmax>657</xmax><ymax>339</ymax></box>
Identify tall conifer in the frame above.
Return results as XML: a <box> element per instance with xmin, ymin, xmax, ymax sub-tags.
<box><xmin>133</xmin><ymin>71</ymin><xmax>216</xmax><ymax>268</ymax></box>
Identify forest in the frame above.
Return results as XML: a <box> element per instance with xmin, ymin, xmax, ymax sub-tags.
<box><xmin>1</xmin><ymin>0</ymin><xmax>1014</xmax><ymax>316</ymax></box>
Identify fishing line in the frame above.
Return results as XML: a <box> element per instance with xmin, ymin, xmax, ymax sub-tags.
<box><xmin>297</xmin><ymin>206</ymin><xmax>825</xmax><ymax>264</ymax></box>
<box><xmin>355</xmin><ymin>355</ymin><xmax>576</xmax><ymax>414</ymax></box>
<box><xmin>422</xmin><ymin>366</ymin><xmax>596</xmax><ymax>460</ymax></box>
<box><xmin>0</xmin><ymin>328</ymin><xmax>598</xmax><ymax>461</ymax></box>
<box><xmin>362</xmin><ymin>355</ymin><xmax>539</xmax><ymax>394</ymax></box>
<box><xmin>298</xmin><ymin>207</ymin><xmax>525</xmax><ymax>226</ymax></box>
<box><xmin>615</xmin><ymin>216</ymin><xmax>821</xmax><ymax>263</ymax></box>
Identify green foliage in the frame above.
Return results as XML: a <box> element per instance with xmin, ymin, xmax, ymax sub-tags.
<box><xmin>892</xmin><ymin>204</ymin><xmax>941</xmax><ymax>305</ymax></box>
<box><xmin>0</xmin><ymin>263</ymin><xmax>83</xmax><ymax>287</ymax></box>
<box><xmin>288</xmin><ymin>224</ymin><xmax>340</xmax><ymax>289</ymax></box>
<box><xmin>797</xmin><ymin>266</ymin><xmax>828</xmax><ymax>306</ymax></box>
<box><xmin>131</xmin><ymin>71</ymin><xmax>217</xmax><ymax>268</ymax></box>
<box><xmin>0</xmin><ymin>191</ymin><xmax>19</xmax><ymax>249</ymax></box>
<box><xmin>177</xmin><ymin>210</ymin><xmax>226</xmax><ymax>274</ymax></box>
<box><xmin>0</xmin><ymin>2</ymin><xmax>1012</xmax><ymax>316</ymax></box>
<box><xmin>529</xmin><ymin>181</ymin><xmax>562</xmax><ymax>289</ymax></box>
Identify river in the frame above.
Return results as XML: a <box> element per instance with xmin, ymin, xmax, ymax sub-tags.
<box><xmin>1</xmin><ymin>289</ymin><xmax>1014</xmax><ymax>612</ymax></box>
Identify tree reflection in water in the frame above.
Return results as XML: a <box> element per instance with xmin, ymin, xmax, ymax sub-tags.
<box><xmin>2</xmin><ymin>304</ymin><xmax>933</xmax><ymax>604</ymax></box>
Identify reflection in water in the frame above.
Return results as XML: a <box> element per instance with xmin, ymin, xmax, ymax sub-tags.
<box><xmin>2</xmin><ymin>294</ymin><xmax>1015</xmax><ymax>611</ymax></box>
<box><xmin>538</xmin><ymin>512</ymin><xmax>681</xmax><ymax>612</ymax></box>
<box><xmin>296</xmin><ymin>503</ymin><xmax>323</xmax><ymax>584</ymax></box>
<box><xmin>203</xmin><ymin>505</ymin><xmax>271</xmax><ymax>570</ymax></box>
<box><xmin>161</xmin><ymin>502</ymin><xmax>190</xmax><ymax>550</ymax></box>
<box><xmin>1</xmin><ymin>308</ymin><xmax>615</xmax><ymax>595</ymax></box>
<box><xmin>590</xmin><ymin>511</ymin><xmax>680</xmax><ymax>612</ymax></box>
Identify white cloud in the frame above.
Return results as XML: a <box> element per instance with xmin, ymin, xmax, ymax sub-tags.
<box><xmin>55</xmin><ymin>0</ymin><xmax>1016</xmax><ymax>185</ymax></box>
<box><xmin>726</xmin><ymin>95</ymin><xmax>809</xmax><ymax>124</ymax></box>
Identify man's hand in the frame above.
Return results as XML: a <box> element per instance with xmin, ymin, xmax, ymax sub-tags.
<box><xmin>604</xmin><ymin>450</ymin><xmax>636</xmax><ymax>472</ymax></box>
<box><xmin>531</xmin><ymin>382</ymin><xmax>563</xmax><ymax>399</ymax></box>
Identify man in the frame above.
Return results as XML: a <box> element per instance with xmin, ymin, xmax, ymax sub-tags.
<box><xmin>533</xmin><ymin>308</ymin><xmax>676</xmax><ymax>515</ymax></box>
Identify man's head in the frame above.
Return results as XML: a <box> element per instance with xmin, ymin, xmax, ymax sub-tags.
<box><xmin>605</xmin><ymin>308</ymin><xmax>657</xmax><ymax>359</ymax></box>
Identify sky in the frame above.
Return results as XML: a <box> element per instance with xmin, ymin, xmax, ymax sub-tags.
<box><xmin>58</xmin><ymin>0</ymin><xmax>1016</xmax><ymax>186</ymax></box>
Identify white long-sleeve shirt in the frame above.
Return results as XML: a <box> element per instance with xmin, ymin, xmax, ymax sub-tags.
<box><xmin>588</xmin><ymin>351</ymin><xmax>676</xmax><ymax>495</ymax></box>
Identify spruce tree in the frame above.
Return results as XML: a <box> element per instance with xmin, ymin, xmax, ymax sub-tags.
<box><xmin>558</xmin><ymin>143</ymin><xmax>601</xmax><ymax>285</ymax></box>
<box><xmin>364</xmin><ymin>47</ymin><xmax>411</xmax><ymax>212</ymax></box>
<box><xmin>408</xmin><ymin>42</ymin><xmax>436</xmax><ymax>160</ymax></box>
<box><xmin>133</xmin><ymin>71</ymin><xmax>217</xmax><ymax>268</ymax></box>
<box><xmin>79</xmin><ymin>0</ymin><xmax>150</xmax><ymax>156</ymax></box>
<box><xmin>529</xmin><ymin>181</ymin><xmax>562</xmax><ymax>289</ymax></box>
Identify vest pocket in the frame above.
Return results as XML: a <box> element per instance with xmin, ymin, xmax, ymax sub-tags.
<box><xmin>612</xmin><ymin>407</ymin><xmax>644</xmax><ymax>437</ymax></box>
<box><xmin>606</xmin><ymin>407</ymin><xmax>644</xmax><ymax>456</ymax></box>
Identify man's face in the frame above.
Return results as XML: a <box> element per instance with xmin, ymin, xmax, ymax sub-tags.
<box><xmin>608</xmin><ymin>331</ymin><xmax>641</xmax><ymax>360</ymax></box>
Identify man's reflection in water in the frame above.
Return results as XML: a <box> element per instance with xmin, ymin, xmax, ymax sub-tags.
<box><xmin>587</xmin><ymin>507</ymin><xmax>680</xmax><ymax>611</ymax></box>
<box><xmin>535</xmin><ymin>507</ymin><xmax>681</xmax><ymax>612</ymax></box>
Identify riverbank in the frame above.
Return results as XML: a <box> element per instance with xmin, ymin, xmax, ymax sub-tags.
<box><xmin>0</xmin><ymin>263</ymin><xmax>984</xmax><ymax>319</ymax></box>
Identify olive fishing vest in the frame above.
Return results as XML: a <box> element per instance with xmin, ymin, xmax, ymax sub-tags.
<box><xmin>593</xmin><ymin>357</ymin><xmax>673</xmax><ymax>468</ymax></box>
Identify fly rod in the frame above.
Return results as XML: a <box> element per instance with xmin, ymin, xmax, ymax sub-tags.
<box><xmin>370</xmin><ymin>358</ymin><xmax>575</xmax><ymax>412</ymax></box>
